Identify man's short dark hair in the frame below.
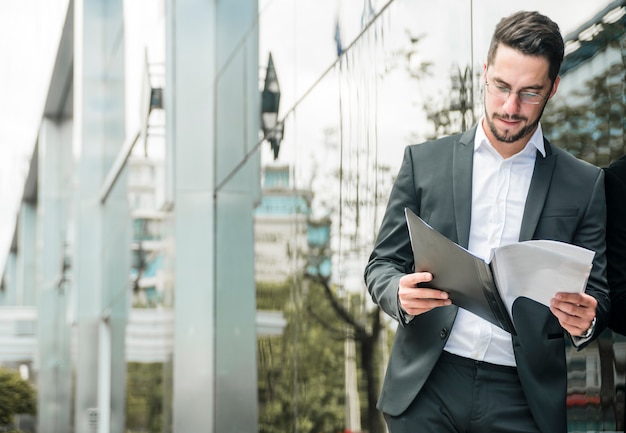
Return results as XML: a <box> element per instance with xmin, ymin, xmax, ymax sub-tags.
<box><xmin>487</xmin><ymin>10</ymin><xmax>564</xmax><ymax>82</ymax></box>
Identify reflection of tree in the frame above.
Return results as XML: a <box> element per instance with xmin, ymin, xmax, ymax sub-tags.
<box><xmin>387</xmin><ymin>31</ymin><xmax>433</xmax><ymax>80</ymax></box>
<box><xmin>542</xmin><ymin>63</ymin><xmax>626</xmax><ymax>166</ymax></box>
<box><xmin>390</xmin><ymin>31</ymin><xmax>478</xmax><ymax>140</ymax></box>
<box><xmin>302</xmin><ymin>127</ymin><xmax>392</xmax><ymax>433</ymax></box>
<box><xmin>449</xmin><ymin>65</ymin><xmax>476</xmax><ymax>131</ymax></box>
<box><xmin>257</xmin><ymin>279</ymin><xmax>345</xmax><ymax>433</ymax></box>
<box><xmin>424</xmin><ymin>65</ymin><xmax>478</xmax><ymax>139</ymax></box>
<box><xmin>418</xmin><ymin>47</ymin><xmax>626</xmax><ymax>166</ymax></box>
<box><xmin>259</xmin><ymin>28</ymin><xmax>488</xmax><ymax>433</ymax></box>
<box><xmin>304</xmin><ymin>272</ymin><xmax>386</xmax><ymax>433</ymax></box>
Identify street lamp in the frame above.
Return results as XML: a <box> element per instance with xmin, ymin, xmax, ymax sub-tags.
<box><xmin>261</xmin><ymin>52</ymin><xmax>284</xmax><ymax>160</ymax></box>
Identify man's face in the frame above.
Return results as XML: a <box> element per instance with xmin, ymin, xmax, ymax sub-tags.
<box><xmin>482</xmin><ymin>45</ymin><xmax>559</xmax><ymax>156</ymax></box>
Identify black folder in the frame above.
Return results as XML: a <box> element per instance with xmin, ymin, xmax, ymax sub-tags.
<box><xmin>405</xmin><ymin>208</ymin><xmax>516</xmax><ymax>334</ymax></box>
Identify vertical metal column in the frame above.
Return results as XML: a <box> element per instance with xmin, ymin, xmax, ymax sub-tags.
<box><xmin>168</xmin><ymin>0</ymin><xmax>217</xmax><ymax>430</ymax></box>
<box><xmin>168</xmin><ymin>0</ymin><xmax>259</xmax><ymax>431</ymax></box>
<box><xmin>3</xmin><ymin>251</ymin><xmax>17</xmax><ymax>305</ymax></box>
<box><xmin>15</xmin><ymin>203</ymin><xmax>36</xmax><ymax>306</ymax></box>
<box><xmin>73</xmin><ymin>1</ymin><xmax>128</xmax><ymax>432</ymax></box>
<box><xmin>214</xmin><ymin>1</ymin><xmax>260</xmax><ymax>431</ymax></box>
<box><xmin>99</xmin><ymin>166</ymin><xmax>130</xmax><ymax>433</ymax></box>
<box><xmin>37</xmin><ymin>119</ymin><xmax>73</xmax><ymax>433</ymax></box>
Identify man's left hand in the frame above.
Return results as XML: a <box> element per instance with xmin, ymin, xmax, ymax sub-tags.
<box><xmin>550</xmin><ymin>292</ymin><xmax>597</xmax><ymax>337</ymax></box>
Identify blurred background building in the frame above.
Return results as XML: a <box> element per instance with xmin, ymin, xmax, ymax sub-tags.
<box><xmin>0</xmin><ymin>0</ymin><xmax>624</xmax><ymax>432</ymax></box>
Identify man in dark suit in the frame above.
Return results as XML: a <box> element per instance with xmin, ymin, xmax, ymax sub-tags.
<box><xmin>365</xmin><ymin>10</ymin><xmax>609</xmax><ymax>433</ymax></box>
<box><xmin>605</xmin><ymin>155</ymin><xmax>626</xmax><ymax>335</ymax></box>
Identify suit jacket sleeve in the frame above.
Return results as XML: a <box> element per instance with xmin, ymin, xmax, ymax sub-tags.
<box><xmin>364</xmin><ymin>145</ymin><xmax>419</xmax><ymax>324</ymax></box>
<box><xmin>363</xmin><ymin>135</ymin><xmax>464</xmax><ymax>324</ymax></box>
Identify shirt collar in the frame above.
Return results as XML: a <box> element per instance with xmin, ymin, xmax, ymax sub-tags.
<box><xmin>475</xmin><ymin>117</ymin><xmax>546</xmax><ymax>158</ymax></box>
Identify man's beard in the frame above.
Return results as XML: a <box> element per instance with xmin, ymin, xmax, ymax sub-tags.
<box><xmin>484</xmin><ymin>102</ymin><xmax>546</xmax><ymax>143</ymax></box>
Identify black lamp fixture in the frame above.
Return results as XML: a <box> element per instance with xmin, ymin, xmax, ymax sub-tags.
<box><xmin>261</xmin><ymin>52</ymin><xmax>284</xmax><ymax>160</ymax></box>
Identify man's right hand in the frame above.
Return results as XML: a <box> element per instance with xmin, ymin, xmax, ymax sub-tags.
<box><xmin>398</xmin><ymin>272</ymin><xmax>451</xmax><ymax>316</ymax></box>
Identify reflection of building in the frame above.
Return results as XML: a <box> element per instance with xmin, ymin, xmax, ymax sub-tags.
<box><xmin>254</xmin><ymin>165</ymin><xmax>310</xmax><ymax>282</ymax></box>
<box><xmin>253</xmin><ymin>164</ymin><xmax>330</xmax><ymax>338</ymax></box>
<box><xmin>560</xmin><ymin>0</ymin><xmax>626</xmax><ymax>79</ymax></box>
<box><xmin>255</xmin><ymin>165</ymin><xmax>332</xmax><ymax>283</ymax></box>
<box><xmin>550</xmin><ymin>0</ymin><xmax>626</xmax><ymax>165</ymax></box>
<box><xmin>306</xmin><ymin>218</ymin><xmax>332</xmax><ymax>279</ymax></box>
<box><xmin>128</xmin><ymin>156</ymin><xmax>169</xmax><ymax>307</ymax></box>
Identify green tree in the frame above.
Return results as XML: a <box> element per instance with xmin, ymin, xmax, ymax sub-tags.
<box><xmin>126</xmin><ymin>362</ymin><xmax>169</xmax><ymax>433</ymax></box>
<box><xmin>0</xmin><ymin>367</ymin><xmax>36</xmax><ymax>430</ymax></box>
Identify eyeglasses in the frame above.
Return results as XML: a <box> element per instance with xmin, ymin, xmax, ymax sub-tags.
<box><xmin>484</xmin><ymin>81</ymin><xmax>547</xmax><ymax>105</ymax></box>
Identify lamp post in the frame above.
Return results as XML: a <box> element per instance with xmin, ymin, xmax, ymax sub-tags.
<box><xmin>261</xmin><ymin>52</ymin><xmax>284</xmax><ymax>160</ymax></box>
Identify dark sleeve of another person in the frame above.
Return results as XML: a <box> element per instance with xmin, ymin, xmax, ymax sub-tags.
<box><xmin>605</xmin><ymin>156</ymin><xmax>626</xmax><ymax>335</ymax></box>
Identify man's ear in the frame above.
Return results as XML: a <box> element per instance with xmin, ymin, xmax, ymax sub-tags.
<box><xmin>548</xmin><ymin>75</ymin><xmax>561</xmax><ymax>99</ymax></box>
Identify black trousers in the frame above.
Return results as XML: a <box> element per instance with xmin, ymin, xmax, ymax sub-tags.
<box><xmin>384</xmin><ymin>351</ymin><xmax>541</xmax><ymax>433</ymax></box>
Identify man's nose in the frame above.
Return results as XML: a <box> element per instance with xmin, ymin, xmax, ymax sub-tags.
<box><xmin>502</xmin><ymin>92</ymin><xmax>522</xmax><ymax>113</ymax></box>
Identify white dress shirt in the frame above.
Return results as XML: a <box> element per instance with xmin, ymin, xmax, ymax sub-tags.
<box><xmin>442</xmin><ymin>119</ymin><xmax>546</xmax><ymax>366</ymax></box>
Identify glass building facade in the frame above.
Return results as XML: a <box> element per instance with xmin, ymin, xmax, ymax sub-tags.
<box><xmin>0</xmin><ymin>0</ymin><xmax>624</xmax><ymax>432</ymax></box>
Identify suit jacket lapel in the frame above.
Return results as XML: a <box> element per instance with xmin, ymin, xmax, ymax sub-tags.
<box><xmin>452</xmin><ymin>128</ymin><xmax>475</xmax><ymax>248</ymax></box>
<box><xmin>519</xmin><ymin>138</ymin><xmax>557</xmax><ymax>241</ymax></box>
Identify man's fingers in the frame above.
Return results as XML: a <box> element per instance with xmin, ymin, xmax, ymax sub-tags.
<box><xmin>399</xmin><ymin>287</ymin><xmax>451</xmax><ymax>315</ymax></box>
<box><xmin>399</xmin><ymin>286</ymin><xmax>449</xmax><ymax>299</ymax></box>
<box><xmin>400</xmin><ymin>272</ymin><xmax>433</xmax><ymax>287</ymax></box>
<box><xmin>551</xmin><ymin>292</ymin><xmax>596</xmax><ymax>319</ymax></box>
<box><xmin>554</xmin><ymin>292</ymin><xmax>597</xmax><ymax>309</ymax></box>
<box><xmin>398</xmin><ymin>272</ymin><xmax>451</xmax><ymax>316</ymax></box>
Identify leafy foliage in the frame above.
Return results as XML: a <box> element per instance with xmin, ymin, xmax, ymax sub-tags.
<box><xmin>0</xmin><ymin>367</ymin><xmax>36</xmax><ymax>428</ymax></box>
<box><xmin>126</xmin><ymin>362</ymin><xmax>170</xmax><ymax>432</ymax></box>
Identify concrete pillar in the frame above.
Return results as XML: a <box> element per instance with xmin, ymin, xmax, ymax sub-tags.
<box><xmin>168</xmin><ymin>0</ymin><xmax>260</xmax><ymax>431</ymax></box>
<box><xmin>15</xmin><ymin>202</ymin><xmax>37</xmax><ymax>306</ymax></box>
<box><xmin>2</xmin><ymin>253</ymin><xmax>17</xmax><ymax>305</ymax></box>
<box><xmin>72</xmin><ymin>1</ymin><xmax>129</xmax><ymax>432</ymax></box>
<box><xmin>214</xmin><ymin>1</ymin><xmax>261</xmax><ymax>431</ymax></box>
<box><xmin>36</xmin><ymin>118</ymin><xmax>73</xmax><ymax>433</ymax></box>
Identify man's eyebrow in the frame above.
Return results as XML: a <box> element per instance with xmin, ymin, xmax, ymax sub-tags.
<box><xmin>491</xmin><ymin>77</ymin><xmax>544</xmax><ymax>91</ymax></box>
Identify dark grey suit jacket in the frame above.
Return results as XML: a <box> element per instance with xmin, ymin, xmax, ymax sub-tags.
<box><xmin>365</xmin><ymin>127</ymin><xmax>610</xmax><ymax>433</ymax></box>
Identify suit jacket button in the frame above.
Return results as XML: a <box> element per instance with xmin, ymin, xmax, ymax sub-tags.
<box><xmin>440</xmin><ymin>328</ymin><xmax>448</xmax><ymax>339</ymax></box>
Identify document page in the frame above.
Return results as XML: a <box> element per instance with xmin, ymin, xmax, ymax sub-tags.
<box><xmin>490</xmin><ymin>240</ymin><xmax>595</xmax><ymax>318</ymax></box>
